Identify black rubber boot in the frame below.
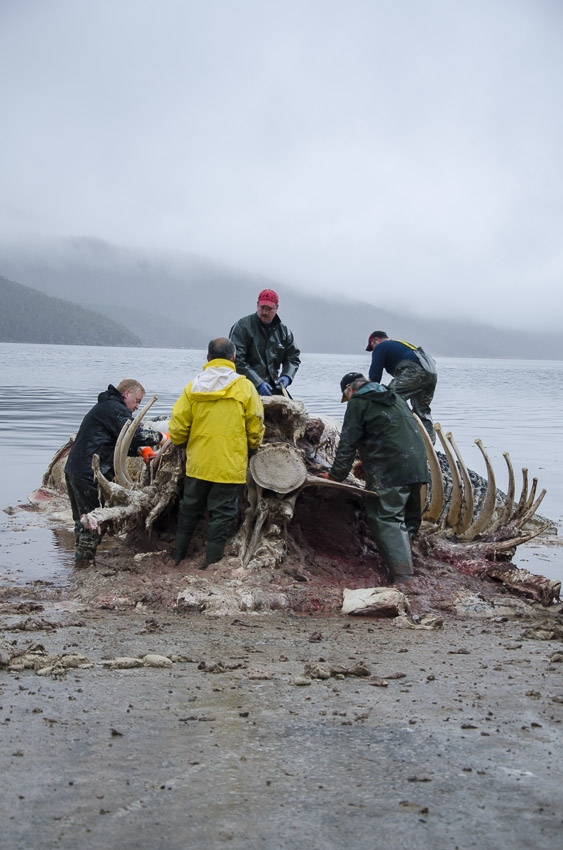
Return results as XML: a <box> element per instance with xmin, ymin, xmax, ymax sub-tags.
<box><xmin>392</xmin><ymin>571</ymin><xmax>415</xmax><ymax>586</ymax></box>
<box><xmin>173</xmin><ymin>532</ymin><xmax>193</xmax><ymax>565</ymax></box>
<box><xmin>75</xmin><ymin>547</ymin><xmax>96</xmax><ymax>566</ymax></box>
<box><xmin>202</xmin><ymin>541</ymin><xmax>225</xmax><ymax>569</ymax></box>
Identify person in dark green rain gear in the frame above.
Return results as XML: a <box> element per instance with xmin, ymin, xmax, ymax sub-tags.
<box><xmin>318</xmin><ymin>372</ymin><xmax>429</xmax><ymax>584</ymax></box>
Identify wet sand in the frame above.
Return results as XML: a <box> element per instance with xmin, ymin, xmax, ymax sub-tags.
<box><xmin>1</xmin><ymin>587</ymin><xmax>563</xmax><ymax>849</ymax></box>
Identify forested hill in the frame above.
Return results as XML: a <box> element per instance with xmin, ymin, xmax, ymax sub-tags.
<box><xmin>2</xmin><ymin>239</ymin><xmax>562</xmax><ymax>358</ymax></box>
<box><xmin>0</xmin><ymin>275</ymin><xmax>142</xmax><ymax>347</ymax></box>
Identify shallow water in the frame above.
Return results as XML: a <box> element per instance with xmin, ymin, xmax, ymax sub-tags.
<box><xmin>1</xmin><ymin>342</ymin><xmax>562</xmax><ymax>585</ymax></box>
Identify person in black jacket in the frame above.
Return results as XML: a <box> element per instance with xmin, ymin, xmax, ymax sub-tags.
<box><xmin>229</xmin><ymin>289</ymin><xmax>300</xmax><ymax>396</ymax></box>
<box><xmin>64</xmin><ymin>380</ymin><xmax>163</xmax><ymax>563</ymax></box>
<box><xmin>318</xmin><ymin>372</ymin><xmax>428</xmax><ymax>584</ymax></box>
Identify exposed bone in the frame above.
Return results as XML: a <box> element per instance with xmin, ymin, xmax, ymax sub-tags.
<box><xmin>459</xmin><ymin>438</ymin><xmax>498</xmax><ymax>541</ymax></box>
<box><xmin>511</xmin><ymin>468</ymin><xmax>529</xmax><ymax>521</ymax></box>
<box><xmin>424</xmin><ymin>536</ymin><xmax>560</xmax><ymax>606</ymax></box>
<box><xmin>435</xmin><ymin>423</ymin><xmax>463</xmax><ymax>531</ymax></box>
<box><xmin>262</xmin><ymin>395</ymin><xmax>309</xmax><ymax>443</ymax></box>
<box><xmin>485</xmin><ymin>566</ymin><xmax>561</xmax><ymax>607</ymax></box>
<box><xmin>81</xmin><ymin>503</ymin><xmax>143</xmax><ymax>534</ymax></box>
<box><xmin>303</xmin><ymin>475</ymin><xmax>378</xmax><ymax>498</ymax></box>
<box><xmin>249</xmin><ymin>442</ymin><xmax>378</xmax><ymax>497</ymax></box>
<box><xmin>113</xmin><ymin>395</ymin><xmax>158</xmax><ymax>488</ymax></box>
<box><xmin>243</xmin><ymin>494</ymin><xmax>297</xmax><ymax>569</ymax></box>
<box><xmin>40</xmin><ymin>438</ymin><xmax>74</xmax><ymax>492</ymax></box>
<box><xmin>148</xmin><ymin>439</ymin><xmax>172</xmax><ymax>486</ymax></box>
<box><xmin>414</xmin><ymin>415</ymin><xmax>444</xmax><ymax>523</ymax></box>
<box><xmin>511</xmin><ymin>488</ymin><xmax>547</xmax><ymax>531</ymax></box>
<box><xmin>236</xmin><ymin>476</ymin><xmax>262</xmax><ymax>564</ymax></box>
<box><xmin>446</xmin><ymin>431</ymin><xmax>474</xmax><ymax>533</ymax></box>
<box><xmin>87</xmin><ymin>456</ymin><xmax>155</xmax><ymax>534</ymax></box>
<box><xmin>447</xmin><ymin>522</ymin><xmax>549</xmax><ymax>555</ymax></box>
<box><xmin>113</xmin><ymin>421</ymin><xmax>133</xmax><ymax>488</ymax></box>
<box><xmin>525</xmin><ymin>477</ymin><xmax>539</xmax><ymax>513</ymax></box>
<box><xmin>152</xmin><ymin>436</ymin><xmax>171</xmax><ymax>461</ymax></box>
<box><xmin>487</xmin><ymin>452</ymin><xmax>516</xmax><ymax>533</ymax></box>
<box><xmin>92</xmin><ymin>455</ymin><xmax>136</xmax><ymax>507</ymax></box>
<box><xmin>243</xmin><ymin>502</ymin><xmax>271</xmax><ymax>566</ymax></box>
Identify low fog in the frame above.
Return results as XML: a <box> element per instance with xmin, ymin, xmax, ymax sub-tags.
<box><xmin>1</xmin><ymin>0</ymin><xmax>562</xmax><ymax>331</ymax></box>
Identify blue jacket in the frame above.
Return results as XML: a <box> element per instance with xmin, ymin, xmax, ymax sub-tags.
<box><xmin>368</xmin><ymin>339</ymin><xmax>419</xmax><ymax>383</ymax></box>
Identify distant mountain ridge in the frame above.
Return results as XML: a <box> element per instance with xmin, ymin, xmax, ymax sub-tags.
<box><xmin>0</xmin><ymin>275</ymin><xmax>142</xmax><ymax>347</ymax></box>
<box><xmin>1</xmin><ymin>237</ymin><xmax>562</xmax><ymax>359</ymax></box>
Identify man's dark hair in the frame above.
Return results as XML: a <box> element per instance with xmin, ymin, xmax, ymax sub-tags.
<box><xmin>366</xmin><ymin>330</ymin><xmax>389</xmax><ymax>351</ymax></box>
<box><xmin>208</xmin><ymin>337</ymin><xmax>236</xmax><ymax>361</ymax></box>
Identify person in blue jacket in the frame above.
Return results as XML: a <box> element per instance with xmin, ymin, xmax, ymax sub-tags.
<box><xmin>366</xmin><ymin>330</ymin><xmax>437</xmax><ymax>444</ymax></box>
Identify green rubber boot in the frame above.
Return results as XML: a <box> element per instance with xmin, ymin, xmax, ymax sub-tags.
<box><xmin>202</xmin><ymin>541</ymin><xmax>225</xmax><ymax>569</ymax></box>
<box><xmin>392</xmin><ymin>569</ymin><xmax>414</xmax><ymax>585</ymax></box>
<box><xmin>75</xmin><ymin>547</ymin><xmax>96</xmax><ymax>566</ymax></box>
<box><xmin>173</xmin><ymin>531</ymin><xmax>193</xmax><ymax>565</ymax></box>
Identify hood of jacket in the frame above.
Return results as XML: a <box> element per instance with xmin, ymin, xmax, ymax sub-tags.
<box><xmin>189</xmin><ymin>359</ymin><xmax>245</xmax><ymax>398</ymax></box>
<box><xmin>169</xmin><ymin>359</ymin><xmax>264</xmax><ymax>484</ymax></box>
<box><xmin>97</xmin><ymin>384</ymin><xmax>125</xmax><ymax>405</ymax></box>
<box><xmin>330</xmin><ymin>379</ymin><xmax>428</xmax><ymax>489</ymax></box>
<box><xmin>353</xmin><ymin>382</ymin><xmax>396</xmax><ymax>406</ymax></box>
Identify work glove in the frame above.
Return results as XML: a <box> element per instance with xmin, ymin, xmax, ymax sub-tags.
<box><xmin>139</xmin><ymin>446</ymin><xmax>156</xmax><ymax>463</ymax></box>
<box><xmin>257</xmin><ymin>381</ymin><xmax>273</xmax><ymax>396</ymax></box>
<box><xmin>316</xmin><ymin>472</ymin><xmax>334</xmax><ymax>481</ymax></box>
<box><xmin>275</xmin><ymin>376</ymin><xmax>291</xmax><ymax>390</ymax></box>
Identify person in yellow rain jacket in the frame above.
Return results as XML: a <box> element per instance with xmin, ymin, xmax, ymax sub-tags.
<box><xmin>169</xmin><ymin>337</ymin><xmax>265</xmax><ymax>567</ymax></box>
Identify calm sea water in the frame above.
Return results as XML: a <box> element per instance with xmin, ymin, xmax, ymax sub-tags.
<box><xmin>1</xmin><ymin>342</ymin><xmax>562</xmax><ymax>586</ymax></box>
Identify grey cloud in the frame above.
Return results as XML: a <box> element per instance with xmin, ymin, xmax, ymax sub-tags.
<box><xmin>1</xmin><ymin>0</ymin><xmax>562</xmax><ymax>330</ymax></box>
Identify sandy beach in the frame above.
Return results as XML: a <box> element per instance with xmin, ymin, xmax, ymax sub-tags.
<box><xmin>1</xmin><ymin>559</ymin><xmax>563</xmax><ymax>850</ymax></box>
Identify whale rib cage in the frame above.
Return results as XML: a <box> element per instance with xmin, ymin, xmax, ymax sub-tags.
<box><xmin>74</xmin><ymin>396</ymin><xmax>549</xmax><ymax>564</ymax></box>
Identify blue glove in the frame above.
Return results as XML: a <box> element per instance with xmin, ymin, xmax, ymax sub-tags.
<box><xmin>257</xmin><ymin>381</ymin><xmax>273</xmax><ymax>396</ymax></box>
<box><xmin>275</xmin><ymin>376</ymin><xmax>291</xmax><ymax>390</ymax></box>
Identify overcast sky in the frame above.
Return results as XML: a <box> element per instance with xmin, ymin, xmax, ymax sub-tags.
<box><xmin>1</xmin><ymin>0</ymin><xmax>562</xmax><ymax>330</ymax></box>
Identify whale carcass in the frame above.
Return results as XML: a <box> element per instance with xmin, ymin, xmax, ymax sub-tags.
<box><xmin>34</xmin><ymin>395</ymin><xmax>560</xmax><ymax>612</ymax></box>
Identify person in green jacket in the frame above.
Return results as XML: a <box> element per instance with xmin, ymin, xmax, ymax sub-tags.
<box><xmin>229</xmin><ymin>289</ymin><xmax>301</xmax><ymax>396</ymax></box>
<box><xmin>318</xmin><ymin>372</ymin><xmax>429</xmax><ymax>584</ymax></box>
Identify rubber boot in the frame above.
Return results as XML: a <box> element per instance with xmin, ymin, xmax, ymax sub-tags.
<box><xmin>202</xmin><ymin>541</ymin><xmax>225</xmax><ymax>570</ymax></box>
<box><xmin>173</xmin><ymin>531</ymin><xmax>193</xmax><ymax>565</ymax></box>
<box><xmin>392</xmin><ymin>568</ymin><xmax>415</xmax><ymax>587</ymax></box>
<box><xmin>75</xmin><ymin>546</ymin><xmax>96</xmax><ymax>566</ymax></box>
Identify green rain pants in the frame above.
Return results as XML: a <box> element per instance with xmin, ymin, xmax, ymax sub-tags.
<box><xmin>390</xmin><ymin>361</ymin><xmax>437</xmax><ymax>445</ymax></box>
<box><xmin>175</xmin><ymin>476</ymin><xmax>241</xmax><ymax>565</ymax></box>
<box><xmin>364</xmin><ymin>483</ymin><xmax>423</xmax><ymax>579</ymax></box>
<box><xmin>65</xmin><ymin>473</ymin><xmax>103</xmax><ymax>560</ymax></box>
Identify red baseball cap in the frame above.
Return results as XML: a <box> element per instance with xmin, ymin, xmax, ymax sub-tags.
<box><xmin>257</xmin><ymin>289</ymin><xmax>279</xmax><ymax>307</ymax></box>
<box><xmin>365</xmin><ymin>331</ymin><xmax>377</xmax><ymax>351</ymax></box>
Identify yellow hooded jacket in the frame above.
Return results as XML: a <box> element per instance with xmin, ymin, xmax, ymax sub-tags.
<box><xmin>169</xmin><ymin>358</ymin><xmax>265</xmax><ymax>484</ymax></box>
